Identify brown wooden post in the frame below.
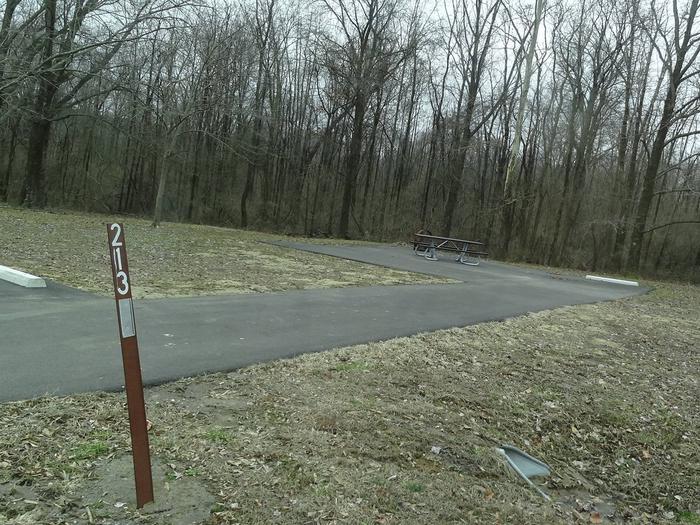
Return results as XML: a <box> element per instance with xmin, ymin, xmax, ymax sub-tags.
<box><xmin>107</xmin><ymin>223</ymin><xmax>154</xmax><ymax>508</ymax></box>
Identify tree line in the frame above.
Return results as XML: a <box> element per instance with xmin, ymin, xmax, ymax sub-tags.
<box><xmin>1</xmin><ymin>0</ymin><xmax>699</xmax><ymax>278</ymax></box>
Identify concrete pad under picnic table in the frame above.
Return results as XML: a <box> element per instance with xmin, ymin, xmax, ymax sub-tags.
<box><xmin>0</xmin><ymin>243</ymin><xmax>646</xmax><ymax>401</ymax></box>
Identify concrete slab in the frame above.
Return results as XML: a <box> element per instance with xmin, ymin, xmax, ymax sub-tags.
<box><xmin>0</xmin><ymin>278</ymin><xmax>92</xmax><ymax>300</ymax></box>
<box><xmin>586</xmin><ymin>275</ymin><xmax>639</xmax><ymax>286</ymax></box>
<box><xmin>0</xmin><ymin>264</ymin><xmax>46</xmax><ymax>288</ymax></box>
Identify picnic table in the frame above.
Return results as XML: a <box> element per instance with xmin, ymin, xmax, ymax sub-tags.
<box><xmin>412</xmin><ymin>232</ymin><xmax>488</xmax><ymax>266</ymax></box>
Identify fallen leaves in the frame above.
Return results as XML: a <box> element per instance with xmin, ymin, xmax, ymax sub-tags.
<box><xmin>0</xmin><ymin>207</ymin><xmax>446</xmax><ymax>297</ymax></box>
<box><xmin>0</xmin><ymin>276</ymin><xmax>697</xmax><ymax>524</ymax></box>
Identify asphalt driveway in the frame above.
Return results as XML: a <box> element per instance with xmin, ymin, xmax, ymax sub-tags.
<box><xmin>0</xmin><ymin>243</ymin><xmax>645</xmax><ymax>401</ymax></box>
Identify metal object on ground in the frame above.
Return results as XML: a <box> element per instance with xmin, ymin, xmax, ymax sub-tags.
<box><xmin>585</xmin><ymin>275</ymin><xmax>639</xmax><ymax>286</ymax></box>
<box><xmin>107</xmin><ymin>223</ymin><xmax>154</xmax><ymax>509</ymax></box>
<box><xmin>456</xmin><ymin>251</ymin><xmax>481</xmax><ymax>266</ymax></box>
<box><xmin>425</xmin><ymin>244</ymin><xmax>438</xmax><ymax>261</ymax></box>
<box><xmin>497</xmin><ymin>445</ymin><xmax>551</xmax><ymax>500</ymax></box>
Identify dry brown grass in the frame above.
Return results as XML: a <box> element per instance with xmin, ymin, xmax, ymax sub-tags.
<box><xmin>1</xmin><ymin>282</ymin><xmax>698</xmax><ymax>524</ymax></box>
<box><xmin>0</xmin><ymin>206</ymin><xmax>447</xmax><ymax>297</ymax></box>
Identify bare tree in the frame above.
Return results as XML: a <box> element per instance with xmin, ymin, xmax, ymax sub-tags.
<box><xmin>321</xmin><ymin>0</ymin><xmax>417</xmax><ymax>238</ymax></box>
<box><xmin>501</xmin><ymin>0</ymin><xmax>545</xmax><ymax>254</ymax></box>
<box><xmin>0</xmin><ymin>0</ymin><xmax>697</xmax><ymax>278</ymax></box>
<box><xmin>627</xmin><ymin>0</ymin><xmax>700</xmax><ymax>270</ymax></box>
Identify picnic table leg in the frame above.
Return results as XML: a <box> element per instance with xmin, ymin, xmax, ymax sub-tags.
<box><xmin>457</xmin><ymin>251</ymin><xmax>480</xmax><ymax>266</ymax></box>
<box><xmin>425</xmin><ymin>242</ymin><xmax>438</xmax><ymax>261</ymax></box>
<box><xmin>414</xmin><ymin>244</ymin><xmax>428</xmax><ymax>257</ymax></box>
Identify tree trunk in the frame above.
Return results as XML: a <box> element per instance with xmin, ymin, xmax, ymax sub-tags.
<box><xmin>627</xmin><ymin>0</ymin><xmax>698</xmax><ymax>270</ymax></box>
<box><xmin>501</xmin><ymin>0</ymin><xmax>544</xmax><ymax>254</ymax></box>
<box><xmin>240</xmin><ymin>164</ymin><xmax>254</xmax><ymax>228</ymax></box>
<box><xmin>627</xmin><ymin>84</ymin><xmax>677</xmax><ymax>271</ymax></box>
<box><xmin>21</xmin><ymin>0</ymin><xmax>58</xmax><ymax>208</ymax></box>
<box><xmin>338</xmin><ymin>92</ymin><xmax>366</xmax><ymax>238</ymax></box>
<box><xmin>22</xmin><ymin>117</ymin><xmax>53</xmax><ymax>207</ymax></box>
<box><xmin>0</xmin><ymin>121</ymin><xmax>18</xmax><ymax>201</ymax></box>
<box><xmin>152</xmin><ymin>130</ymin><xmax>178</xmax><ymax>227</ymax></box>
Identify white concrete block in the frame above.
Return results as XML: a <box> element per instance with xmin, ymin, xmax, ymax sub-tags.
<box><xmin>0</xmin><ymin>265</ymin><xmax>46</xmax><ymax>288</ymax></box>
<box><xmin>585</xmin><ymin>275</ymin><xmax>639</xmax><ymax>287</ymax></box>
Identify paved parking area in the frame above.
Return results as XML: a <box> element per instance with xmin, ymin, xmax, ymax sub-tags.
<box><xmin>0</xmin><ymin>244</ymin><xmax>645</xmax><ymax>401</ymax></box>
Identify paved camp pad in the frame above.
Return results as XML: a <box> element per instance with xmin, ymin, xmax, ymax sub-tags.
<box><xmin>0</xmin><ymin>243</ymin><xmax>645</xmax><ymax>401</ymax></box>
<box><xmin>266</xmin><ymin>241</ymin><xmax>560</xmax><ymax>281</ymax></box>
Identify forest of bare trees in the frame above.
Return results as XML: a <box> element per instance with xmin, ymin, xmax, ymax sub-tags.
<box><xmin>1</xmin><ymin>0</ymin><xmax>699</xmax><ymax>278</ymax></box>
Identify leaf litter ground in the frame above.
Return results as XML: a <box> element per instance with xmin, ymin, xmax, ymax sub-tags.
<box><xmin>1</xmin><ymin>206</ymin><xmax>698</xmax><ymax>523</ymax></box>
<box><xmin>0</xmin><ymin>206</ymin><xmax>448</xmax><ymax>297</ymax></box>
<box><xmin>1</xmin><ymin>281</ymin><xmax>698</xmax><ymax>524</ymax></box>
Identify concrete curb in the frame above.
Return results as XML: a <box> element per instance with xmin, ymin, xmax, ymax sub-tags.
<box><xmin>0</xmin><ymin>265</ymin><xmax>46</xmax><ymax>288</ymax></box>
<box><xmin>585</xmin><ymin>275</ymin><xmax>639</xmax><ymax>287</ymax></box>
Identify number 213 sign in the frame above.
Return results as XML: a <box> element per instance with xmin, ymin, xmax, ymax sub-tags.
<box><xmin>110</xmin><ymin>223</ymin><xmax>130</xmax><ymax>295</ymax></box>
<box><xmin>108</xmin><ymin>223</ymin><xmax>135</xmax><ymax>337</ymax></box>
<box><xmin>106</xmin><ymin>222</ymin><xmax>154</xmax><ymax>508</ymax></box>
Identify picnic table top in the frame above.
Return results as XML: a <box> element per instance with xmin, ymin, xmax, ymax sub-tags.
<box><xmin>414</xmin><ymin>233</ymin><xmax>485</xmax><ymax>246</ymax></box>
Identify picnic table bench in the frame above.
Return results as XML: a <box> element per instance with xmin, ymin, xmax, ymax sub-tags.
<box><xmin>412</xmin><ymin>232</ymin><xmax>488</xmax><ymax>266</ymax></box>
